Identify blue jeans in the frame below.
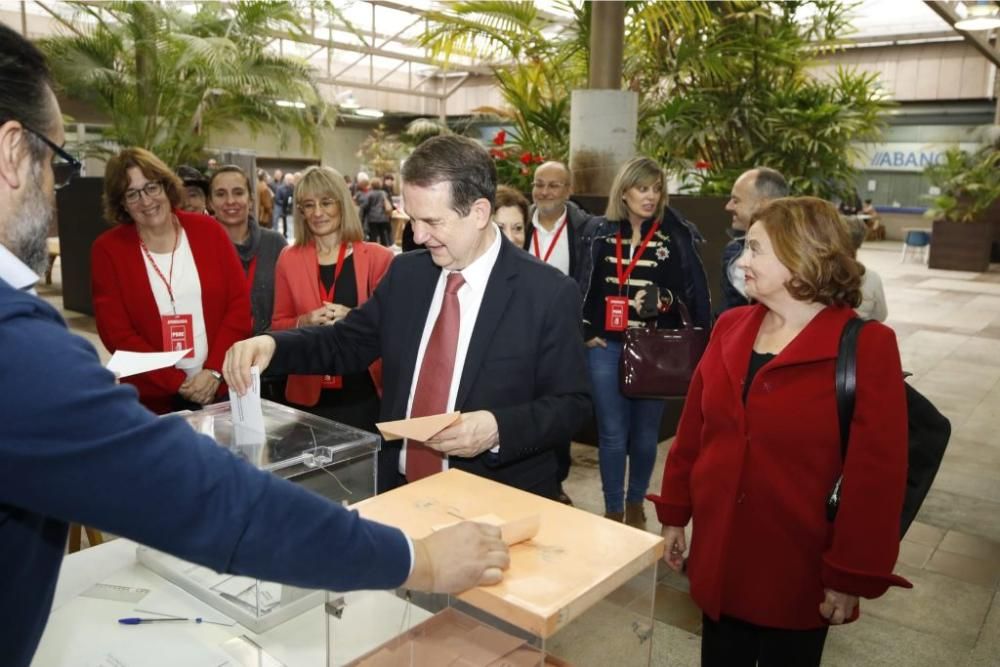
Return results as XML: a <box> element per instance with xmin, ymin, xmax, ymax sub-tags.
<box><xmin>587</xmin><ymin>341</ymin><xmax>666</xmax><ymax>514</ymax></box>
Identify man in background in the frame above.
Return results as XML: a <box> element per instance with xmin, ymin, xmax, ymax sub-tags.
<box><xmin>719</xmin><ymin>167</ymin><xmax>789</xmax><ymax>313</ymax></box>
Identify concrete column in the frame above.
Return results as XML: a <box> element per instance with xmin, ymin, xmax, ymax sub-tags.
<box><xmin>569</xmin><ymin>90</ymin><xmax>638</xmax><ymax>197</ymax></box>
<box><xmin>569</xmin><ymin>1</ymin><xmax>636</xmax><ymax>196</ymax></box>
<box><xmin>588</xmin><ymin>1</ymin><xmax>626</xmax><ymax>90</ymax></box>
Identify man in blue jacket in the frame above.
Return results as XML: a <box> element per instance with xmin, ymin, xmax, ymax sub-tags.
<box><xmin>0</xmin><ymin>25</ymin><xmax>508</xmax><ymax>667</ymax></box>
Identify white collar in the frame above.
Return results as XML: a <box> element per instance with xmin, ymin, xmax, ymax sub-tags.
<box><xmin>451</xmin><ymin>225</ymin><xmax>501</xmax><ymax>293</ymax></box>
<box><xmin>531</xmin><ymin>205</ymin><xmax>568</xmax><ymax>232</ymax></box>
<box><xmin>0</xmin><ymin>243</ymin><xmax>40</xmax><ymax>293</ymax></box>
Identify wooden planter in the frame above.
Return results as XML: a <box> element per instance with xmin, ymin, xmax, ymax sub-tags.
<box><xmin>928</xmin><ymin>218</ymin><xmax>994</xmax><ymax>272</ymax></box>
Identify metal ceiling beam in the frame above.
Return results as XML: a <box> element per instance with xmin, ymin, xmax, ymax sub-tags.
<box><xmin>315</xmin><ymin>77</ymin><xmax>445</xmax><ymax>100</ymax></box>
<box><xmin>265</xmin><ymin>30</ymin><xmax>494</xmax><ymax>77</ymax></box>
<box><xmin>924</xmin><ymin>1</ymin><xmax>1000</xmax><ymax>68</ymax></box>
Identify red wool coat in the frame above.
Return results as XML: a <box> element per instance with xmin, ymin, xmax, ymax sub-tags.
<box><xmin>270</xmin><ymin>241</ymin><xmax>393</xmax><ymax>406</ymax></box>
<box><xmin>649</xmin><ymin>304</ymin><xmax>912</xmax><ymax>630</ymax></box>
<box><xmin>91</xmin><ymin>210</ymin><xmax>252</xmax><ymax>414</ymax></box>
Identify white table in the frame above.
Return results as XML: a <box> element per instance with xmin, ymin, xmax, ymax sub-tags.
<box><xmin>32</xmin><ymin>539</ymin><xmax>328</xmax><ymax>667</ymax></box>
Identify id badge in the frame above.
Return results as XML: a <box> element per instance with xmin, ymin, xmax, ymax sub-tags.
<box><xmin>605</xmin><ymin>296</ymin><xmax>629</xmax><ymax>332</ymax></box>
<box><xmin>321</xmin><ymin>375</ymin><xmax>343</xmax><ymax>389</ymax></box>
<box><xmin>160</xmin><ymin>314</ymin><xmax>194</xmax><ymax>358</ymax></box>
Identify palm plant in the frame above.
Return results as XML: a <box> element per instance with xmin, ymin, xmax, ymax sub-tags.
<box><xmin>925</xmin><ymin>144</ymin><xmax>1000</xmax><ymax>224</ymax></box>
<box><xmin>422</xmin><ymin>0</ymin><xmax>889</xmax><ymax>200</ymax></box>
<box><xmin>40</xmin><ymin>0</ymin><xmax>332</xmax><ymax>167</ymax></box>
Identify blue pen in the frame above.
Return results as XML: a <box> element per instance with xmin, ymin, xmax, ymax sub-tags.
<box><xmin>118</xmin><ymin>616</ymin><xmax>204</xmax><ymax>625</ymax></box>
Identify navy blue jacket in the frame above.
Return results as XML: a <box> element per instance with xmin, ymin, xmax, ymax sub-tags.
<box><xmin>578</xmin><ymin>206</ymin><xmax>713</xmax><ymax>332</ymax></box>
<box><xmin>0</xmin><ymin>280</ymin><xmax>410</xmax><ymax>667</ymax></box>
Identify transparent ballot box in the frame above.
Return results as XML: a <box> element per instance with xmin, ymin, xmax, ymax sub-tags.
<box><xmin>326</xmin><ymin>469</ymin><xmax>664</xmax><ymax>666</ymax></box>
<box><xmin>137</xmin><ymin>399</ymin><xmax>379</xmax><ymax>633</ymax></box>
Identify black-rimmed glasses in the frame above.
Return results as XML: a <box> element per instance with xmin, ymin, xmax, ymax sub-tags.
<box><xmin>21</xmin><ymin>124</ymin><xmax>82</xmax><ymax>190</ymax></box>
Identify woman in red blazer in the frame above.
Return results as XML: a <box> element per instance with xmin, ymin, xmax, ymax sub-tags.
<box><xmin>271</xmin><ymin>166</ymin><xmax>393</xmax><ymax>431</ymax></box>
<box><xmin>91</xmin><ymin>148</ymin><xmax>251</xmax><ymax>414</ymax></box>
<box><xmin>650</xmin><ymin>198</ymin><xmax>910</xmax><ymax>666</ymax></box>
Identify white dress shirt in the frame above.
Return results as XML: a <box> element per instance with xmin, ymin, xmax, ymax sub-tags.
<box><xmin>142</xmin><ymin>230</ymin><xmax>208</xmax><ymax>376</ymax></box>
<box><xmin>530</xmin><ymin>208</ymin><xmax>571</xmax><ymax>276</ymax></box>
<box><xmin>399</xmin><ymin>227</ymin><xmax>503</xmax><ymax>475</ymax></box>
<box><xmin>0</xmin><ymin>244</ymin><xmax>39</xmax><ymax>294</ymax></box>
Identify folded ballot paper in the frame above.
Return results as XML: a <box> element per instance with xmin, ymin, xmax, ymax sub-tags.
<box><xmin>106</xmin><ymin>349</ymin><xmax>191</xmax><ymax>379</ymax></box>
<box><xmin>228</xmin><ymin>366</ymin><xmax>265</xmax><ymax>443</ymax></box>
<box><xmin>376</xmin><ymin>412</ymin><xmax>461</xmax><ymax>441</ymax></box>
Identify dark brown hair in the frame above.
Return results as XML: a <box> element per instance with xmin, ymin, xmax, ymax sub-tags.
<box><xmin>103</xmin><ymin>147</ymin><xmax>183</xmax><ymax>225</ymax></box>
<box><xmin>494</xmin><ymin>185</ymin><xmax>529</xmax><ymax>227</ymax></box>
<box><xmin>751</xmin><ymin>197</ymin><xmax>864</xmax><ymax>307</ymax></box>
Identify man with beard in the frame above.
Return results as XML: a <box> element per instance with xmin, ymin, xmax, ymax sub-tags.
<box><xmin>0</xmin><ymin>25</ymin><xmax>508</xmax><ymax>667</ymax></box>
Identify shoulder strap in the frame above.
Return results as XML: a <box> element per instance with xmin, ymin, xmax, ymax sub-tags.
<box><xmin>836</xmin><ymin>317</ymin><xmax>869</xmax><ymax>460</ymax></box>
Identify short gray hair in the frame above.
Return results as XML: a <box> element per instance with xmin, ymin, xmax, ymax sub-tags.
<box><xmin>751</xmin><ymin>167</ymin><xmax>789</xmax><ymax>200</ymax></box>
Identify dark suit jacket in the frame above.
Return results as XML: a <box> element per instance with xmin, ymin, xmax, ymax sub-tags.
<box><xmin>524</xmin><ymin>200</ymin><xmax>597</xmax><ymax>288</ymax></box>
<box><xmin>268</xmin><ymin>235</ymin><xmax>592</xmax><ymax>496</ymax></box>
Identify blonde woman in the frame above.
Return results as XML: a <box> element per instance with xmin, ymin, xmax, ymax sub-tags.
<box><xmin>577</xmin><ymin>157</ymin><xmax>711</xmax><ymax>527</ymax></box>
<box><xmin>270</xmin><ymin>166</ymin><xmax>394</xmax><ymax>431</ymax></box>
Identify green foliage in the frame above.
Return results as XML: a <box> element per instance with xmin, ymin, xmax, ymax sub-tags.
<box><xmin>924</xmin><ymin>144</ymin><xmax>1000</xmax><ymax>224</ymax></box>
<box><xmin>40</xmin><ymin>1</ymin><xmax>332</xmax><ymax>167</ymax></box>
<box><xmin>423</xmin><ymin>0</ymin><xmax>889</xmax><ymax>200</ymax></box>
<box><xmin>487</xmin><ymin>129</ymin><xmax>546</xmax><ymax>192</ymax></box>
<box><xmin>356</xmin><ymin>124</ymin><xmax>407</xmax><ymax>176</ymax></box>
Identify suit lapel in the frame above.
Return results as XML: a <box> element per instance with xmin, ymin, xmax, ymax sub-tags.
<box><xmin>455</xmin><ymin>241</ymin><xmax>515</xmax><ymax>408</ymax></box>
<box><xmin>389</xmin><ymin>255</ymin><xmax>441</xmax><ymax>417</ymax></box>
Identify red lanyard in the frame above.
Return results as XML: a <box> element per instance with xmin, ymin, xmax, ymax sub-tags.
<box><xmin>317</xmin><ymin>242</ymin><xmax>350</xmax><ymax>302</ymax></box>
<box><xmin>532</xmin><ymin>216</ymin><xmax>569</xmax><ymax>263</ymax></box>
<box><xmin>139</xmin><ymin>221</ymin><xmax>181</xmax><ymax>314</ymax></box>
<box><xmin>615</xmin><ymin>220</ymin><xmax>660</xmax><ymax>294</ymax></box>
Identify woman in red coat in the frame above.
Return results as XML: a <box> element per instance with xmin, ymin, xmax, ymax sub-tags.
<box><xmin>91</xmin><ymin>148</ymin><xmax>251</xmax><ymax>414</ymax></box>
<box><xmin>650</xmin><ymin>197</ymin><xmax>911</xmax><ymax>666</ymax></box>
<box><xmin>270</xmin><ymin>166</ymin><xmax>393</xmax><ymax>432</ymax></box>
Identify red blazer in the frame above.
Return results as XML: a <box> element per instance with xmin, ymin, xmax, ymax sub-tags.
<box><xmin>270</xmin><ymin>241</ymin><xmax>393</xmax><ymax>406</ymax></box>
<box><xmin>91</xmin><ymin>210</ymin><xmax>252</xmax><ymax>414</ymax></box>
<box><xmin>650</xmin><ymin>304</ymin><xmax>911</xmax><ymax>630</ymax></box>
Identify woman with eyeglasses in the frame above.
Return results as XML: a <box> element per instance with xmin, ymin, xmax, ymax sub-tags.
<box><xmin>270</xmin><ymin>166</ymin><xmax>393</xmax><ymax>431</ymax></box>
<box><xmin>91</xmin><ymin>147</ymin><xmax>251</xmax><ymax>414</ymax></box>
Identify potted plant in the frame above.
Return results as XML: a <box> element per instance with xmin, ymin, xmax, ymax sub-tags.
<box><xmin>924</xmin><ymin>144</ymin><xmax>1000</xmax><ymax>272</ymax></box>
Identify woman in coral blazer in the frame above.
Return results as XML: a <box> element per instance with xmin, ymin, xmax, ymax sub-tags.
<box><xmin>651</xmin><ymin>198</ymin><xmax>910</xmax><ymax>666</ymax></box>
<box><xmin>271</xmin><ymin>166</ymin><xmax>393</xmax><ymax>432</ymax></box>
<box><xmin>91</xmin><ymin>148</ymin><xmax>251</xmax><ymax>414</ymax></box>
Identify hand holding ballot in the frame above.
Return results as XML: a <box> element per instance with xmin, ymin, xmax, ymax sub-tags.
<box><xmin>223</xmin><ymin>335</ymin><xmax>277</xmax><ymax>396</ymax></box>
<box><xmin>405</xmin><ymin>521</ymin><xmax>510</xmax><ymax>594</ymax></box>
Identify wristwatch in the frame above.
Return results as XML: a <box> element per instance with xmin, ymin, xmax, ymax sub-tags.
<box><xmin>207</xmin><ymin>369</ymin><xmax>223</xmax><ymax>382</ymax></box>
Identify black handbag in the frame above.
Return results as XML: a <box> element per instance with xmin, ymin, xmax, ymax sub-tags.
<box><xmin>619</xmin><ymin>301</ymin><xmax>709</xmax><ymax>399</ymax></box>
<box><xmin>825</xmin><ymin>318</ymin><xmax>952</xmax><ymax>538</ymax></box>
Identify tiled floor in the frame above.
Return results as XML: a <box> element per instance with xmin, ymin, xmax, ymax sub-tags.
<box><xmin>44</xmin><ymin>239</ymin><xmax>1000</xmax><ymax>665</ymax></box>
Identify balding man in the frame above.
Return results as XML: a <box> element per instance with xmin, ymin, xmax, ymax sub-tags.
<box><xmin>527</xmin><ymin>161</ymin><xmax>595</xmax><ymax>282</ymax></box>
<box><xmin>527</xmin><ymin>161</ymin><xmax>597</xmax><ymax>504</ymax></box>
<box><xmin>719</xmin><ymin>167</ymin><xmax>789</xmax><ymax>312</ymax></box>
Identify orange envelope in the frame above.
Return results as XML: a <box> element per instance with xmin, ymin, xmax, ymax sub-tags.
<box><xmin>376</xmin><ymin>412</ymin><xmax>461</xmax><ymax>441</ymax></box>
<box><xmin>432</xmin><ymin>513</ymin><xmax>541</xmax><ymax>546</ymax></box>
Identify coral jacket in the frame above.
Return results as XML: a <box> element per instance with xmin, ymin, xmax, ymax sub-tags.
<box><xmin>649</xmin><ymin>304</ymin><xmax>911</xmax><ymax>630</ymax></box>
<box><xmin>91</xmin><ymin>210</ymin><xmax>252</xmax><ymax>414</ymax></box>
<box><xmin>270</xmin><ymin>241</ymin><xmax>393</xmax><ymax>406</ymax></box>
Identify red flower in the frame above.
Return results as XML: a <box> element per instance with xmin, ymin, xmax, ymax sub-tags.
<box><xmin>519</xmin><ymin>151</ymin><xmax>533</xmax><ymax>165</ymax></box>
<box><xmin>493</xmin><ymin>130</ymin><xmax>506</xmax><ymax>146</ymax></box>
<box><xmin>694</xmin><ymin>159</ymin><xmax>711</xmax><ymax>170</ymax></box>
<box><xmin>489</xmin><ymin>147</ymin><xmax>508</xmax><ymax>160</ymax></box>
<box><xmin>520</xmin><ymin>166</ymin><xmax>530</xmax><ymax>175</ymax></box>
<box><xmin>533</xmin><ymin>154</ymin><xmax>545</xmax><ymax>164</ymax></box>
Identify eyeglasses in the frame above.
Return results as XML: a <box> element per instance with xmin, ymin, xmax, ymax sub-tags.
<box><xmin>19</xmin><ymin>124</ymin><xmax>82</xmax><ymax>190</ymax></box>
<box><xmin>532</xmin><ymin>181</ymin><xmax>567</xmax><ymax>191</ymax></box>
<box><xmin>124</xmin><ymin>181</ymin><xmax>164</xmax><ymax>204</ymax></box>
<box><xmin>297</xmin><ymin>197</ymin><xmax>340</xmax><ymax>216</ymax></box>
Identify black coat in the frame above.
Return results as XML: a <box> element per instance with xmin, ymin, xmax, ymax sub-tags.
<box><xmin>268</xmin><ymin>234</ymin><xmax>592</xmax><ymax>497</ymax></box>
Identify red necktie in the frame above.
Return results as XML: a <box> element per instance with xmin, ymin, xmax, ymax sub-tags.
<box><xmin>406</xmin><ymin>272</ymin><xmax>465</xmax><ymax>481</ymax></box>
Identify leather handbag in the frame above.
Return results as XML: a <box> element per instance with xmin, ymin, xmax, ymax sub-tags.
<box><xmin>619</xmin><ymin>300</ymin><xmax>709</xmax><ymax>399</ymax></box>
<box><xmin>825</xmin><ymin>318</ymin><xmax>951</xmax><ymax>538</ymax></box>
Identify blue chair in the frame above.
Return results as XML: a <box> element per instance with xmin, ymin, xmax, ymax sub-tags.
<box><xmin>900</xmin><ymin>229</ymin><xmax>931</xmax><ymax>264</ymax></box>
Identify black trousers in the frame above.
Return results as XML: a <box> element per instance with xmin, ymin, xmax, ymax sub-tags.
<box><xmin>701</xmin><ymin>614</ymin><xmax>829</xmax><ymax>667</ymax></box>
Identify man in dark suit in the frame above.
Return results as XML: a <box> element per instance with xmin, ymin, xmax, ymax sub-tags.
<box><xmin>523</xmin><ymin>160</ymin><xmax>598</xmax><ymax>504</ymax></box>
<box><xmin>225</xmin><ymin>135</ymin><xmax>591</xmax><ymax>498</ymax></box>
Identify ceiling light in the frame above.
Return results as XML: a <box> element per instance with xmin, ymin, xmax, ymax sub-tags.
<box><xmin>955</xmin><ymin>2</ymin><xmax>1000</xmax><ymax>30</ymax></box>
<box><xmin>355</xmin><ymin>108</ymin><xmax>384</xmax><ymax>119</ymax></box>
<box><xmin>275</xmin><ymin>100</ymin><xmax>307</xmax><ymax>109</ymax></box>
